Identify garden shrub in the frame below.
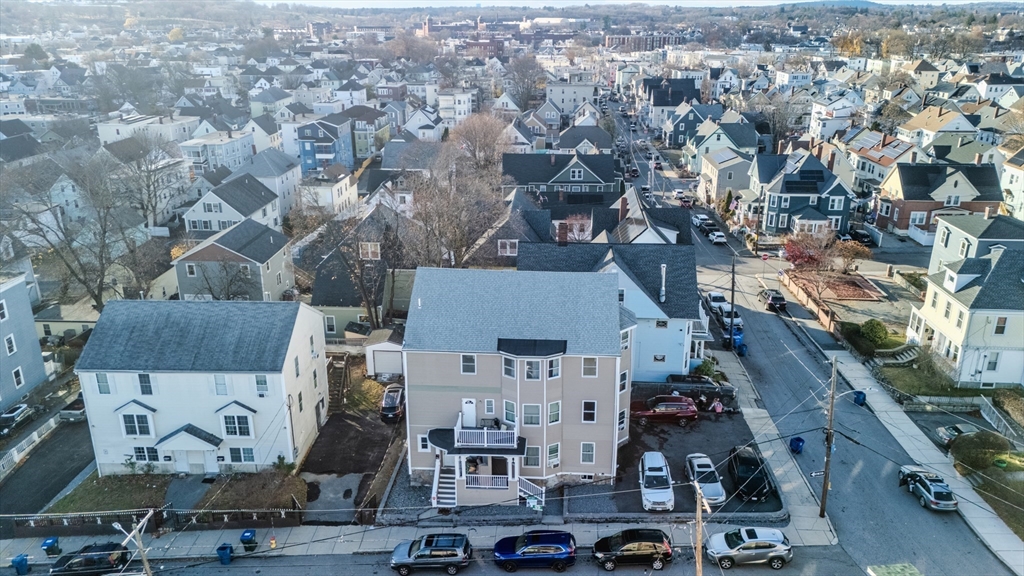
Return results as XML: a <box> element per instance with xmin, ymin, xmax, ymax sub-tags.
<box><xmin>860</xmin><ymin>319</ymin><xmax>889</xmax><ymax>346</ymax></box>
<box><xmin>951</xmin><ymin>430</ymin><xmax>1011</xmax><ymax>471</ymax></box>
<box><xmin>994</xmin><ymin>391</ymin><xmax>1024</xmax><ymax>429</ymax></box>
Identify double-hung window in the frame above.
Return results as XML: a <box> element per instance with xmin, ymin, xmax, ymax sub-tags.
<box><xmin>547</xmin><ymin>358</ymin><xmax>560</xmax><ymax>379</ymax></box>
<box><xmin>525</xmin><ymin>360</ymin><xmax>541</xmax><ymax>380</ymax></box>
<box><xmin>995</xmin><ymin>317</ymin><xmax>1007</xmax><ymax>335</ymax></box>
<box><xmin>461</xmin><ymin>354</ymin><xmax>476</xmax><ymax>374</ymax></box>
<box><xmin>96</xmin><ymin>373</ymin><xmax>110</xmax><ymax>394</ymax></box>
<box><xmin>138</xmin><ymin>374</ymin><xmax>153</xmax><ymax>395</ymax></box>
<box><xmin>134</xmin><ymin>447</ymin><xmax>159</xmax><ymax>462</ymax></box>
<box><xmin>570</xmin><ymin>168</ymin><xmax>583</xmax><ymax>180</ymax></box>
<box><xmin>123</xmin><ymin>414</ymin><xmax>151</xmax><ymax>436</ymax></box>
<box><xmin>504</xmin><ymin>400</ymin><xmax>516</xmax><ymax>423</ymax></box>
<box><xmin>547</xmin><ymin>443</ymin><xmax>560</xmax><ymax>466</ymax></box>
<box><xmin>522</xmin><ymin>404</ymin><xmax>541</xmax><ymax>426</ymax></box>
<box><xmin>4</xmin><ymin>334</ymin><xmax>15</xmax><ymax>355</ymax></box>
<box><xmin>581</xmin><ymin>442</ymin><xmax>595</xmax><ymax>464</ymax></box>
<box><xmin>230</xmin><ymin>447</ymin><xmax>255</xmax><ymax>463</ymax></box>
<box><xmin>12</xmin><ymin>367</ymin><xmax>23</xmax><ymax>387</ymax></box>
<box><xmin>582</xmin><ymin>401</ymin><xmax>597</xmax><ymax>423</ymax></box>
<box><xmin>582</xmin><ymin>357</ymin><xmax>598</xmax><ymax>377</ymax></box>
<box><xmin>619</xmin><ymin>371</ymin><xmax>628</xmax><ymax>392</ymax></box>
<box><xmin>215</xmin><ymin>375</ymin><xmax>227</xmax><ymax>395</ymax></box>
<box><xmin>223</xmin><ymin>414</ymin><xmax>251</xmax><ymax>437</ymax></box>
<box><xmin>255</xmin><ymin>375</ymin><xmax>269</xmax><ymax>397</ymax></box>
<box><xmin>548</xmin><ymin>401</ymin><xmax>561</xmax><ymax>425</ymax></box>
<box><xmin>829</xmin><ymin>197</ymin><xmax>844</xmax><ymax>211</ymax></box>
<box><xmin>524</xmin><ymin>446</ymin><xmax>540</xmax><ymax>467</ymax></box>
<box><xmin>503</xmin><ymin>357</ymin><xmax>516</xmax><ymax>379</ymax></box>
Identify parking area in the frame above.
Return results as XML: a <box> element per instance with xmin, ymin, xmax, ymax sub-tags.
<box><xmin>904</xmin><ymin>409</ymin><xmax>998</xmax><ymax>453</ymax></box>
<box><xmin>566</xmin><ymin>383</ymin><xmax>782</xmax><ymax>517</ymax></box>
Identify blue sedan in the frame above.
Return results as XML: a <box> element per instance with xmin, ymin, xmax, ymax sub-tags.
<box><xmin>493</xmin><ymin>530</ymin><xmax>576</xmax><ymax>572</ymax></box>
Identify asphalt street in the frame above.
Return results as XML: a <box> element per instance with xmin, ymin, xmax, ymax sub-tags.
<box><xmin>134</xmin><ymin>546</ymin><xmax>864</xmax><ymax>576</ymax></box>
<box><xmin>689</xmin><ymin>207</ymin><xmax>1013</xmax><ymax>576</ymax></box>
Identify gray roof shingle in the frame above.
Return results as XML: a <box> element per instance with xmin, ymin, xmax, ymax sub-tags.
<box><xmin>404</xmin><ymin>268</ymin><xmax>623</xmax><ymax>356</ymax></box>
<box><xmin>929</xmin><ymin>250</ymin><xmax>1024</xmax><ymax>311</ymax></box>
<box><xmin>76</xmin><ymin>300</ymin><xmax>301</xmax><ymax>373</ymax></box>
<box><xmin>215</xmin><ymin>219</ymin><xmax>289</xmax><ymax>264</ymax></box>
<box><xmin>210</xmin><ymin>174</ymin><xmax>278</xmax><ymax>216</ymax></box>
<box><xmin>939</xmin><ymin>214</ymin><xmax>1024</xmax><ymax>241</ymax></box>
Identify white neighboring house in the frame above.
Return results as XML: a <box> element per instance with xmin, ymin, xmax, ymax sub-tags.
<box><xmin>403</xmin><ymin>107</ymin><xmax>444</xmax><ymax>142</ymax></box>
<box><xmin>97</xmin><ymin>114</ymin><xmax>201</xmax><ymax>145</ymax></box>
<box><xmin>74</xmin><ymin>300</ymin><xmax>327</xmax><ymax>476</ymax></box>
<box><xmin>184</xmin><ymin>174</ymin><xmax>281</xmax><ymax>233</ymax></box>
<box><xmin>224</xmin><ymin>149</ymin><xmax>301</xmax><ymax>217</ymax></box>
<box><xmin>437</xmin><ymin>89</ymin><xmax>474</xmax><ymax>129</ymax></box>
<box><xmin>179</xmin><ymin>131</ymin><xmax>255</xmax><ymax>175</ymax></box>
<box><xmin>906</xmin><ymin>249</ymin><xmax>1024</xmax><ymax>389</ymax></box>
<box><xmin>242</xmin><ymin>114</ymin><xmax>282</xmax><ymax>153</ymax></box>
<box><xmin>492</xmin><ymin>92</ymin><xmax>521</xmax><ymax>117</ymax></box>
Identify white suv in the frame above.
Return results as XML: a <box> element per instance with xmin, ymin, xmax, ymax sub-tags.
<box><xmin>639</xmin><ymin>451</ymin><xmax>675</xmax><ymax>511</ymax></box>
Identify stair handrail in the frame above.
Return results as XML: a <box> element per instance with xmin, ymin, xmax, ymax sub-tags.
<box><xmin>430</xmin><ymin>454</ymin><xmax>442</xmax><ymax>508</ymax></box>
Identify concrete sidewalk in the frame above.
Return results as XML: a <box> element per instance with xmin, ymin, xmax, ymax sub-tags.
<box><xmin>784</xmin><ymin>309</ymin><xmax>1024</xmax><ymax>576</ymax></box>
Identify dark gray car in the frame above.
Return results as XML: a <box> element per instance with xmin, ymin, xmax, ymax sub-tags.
<box><xmin>391</xmin><ymin>533</ymin><xmax>472</xmax><ymax>576</ymax></box>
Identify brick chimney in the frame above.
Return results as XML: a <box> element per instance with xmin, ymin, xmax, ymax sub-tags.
<box><xmin>827</xmin><ymin>150</ymin><xmax>836</xmax><ymax>173</ymax></box>
<box><xmin>618</xmin><ymin>198</ymin><xmax>628</xmax><ymax>222</ymax></box>
<box><xmin>557</xmin><ymin>222</ymin><xmax>568</xmax><ymax>246</ymax></box>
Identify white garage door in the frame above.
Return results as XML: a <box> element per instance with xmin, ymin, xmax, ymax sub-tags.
<box><xmin>373</xmin><ymin>350</ymin><xmax>404</xmax><ymax>375</ymax></box>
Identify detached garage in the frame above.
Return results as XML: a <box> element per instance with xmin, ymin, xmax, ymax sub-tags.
<box><xmin>365</xmin><ymin>326</ymin><xmax>404</xmax><ymax>379</ymax></box>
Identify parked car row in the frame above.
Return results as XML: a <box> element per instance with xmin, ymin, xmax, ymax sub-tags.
<box><xmin>391</xmin><ymin>525</ymin><xmax>792</xmax><ymax>573</ymax></box>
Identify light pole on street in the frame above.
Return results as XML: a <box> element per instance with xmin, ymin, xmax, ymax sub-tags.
<box><xmin>819</xmin><ymin>360</ymin><xmax>873</xmax><ymax>519</ymax></box>
<box><xmin>114</xmin><ymin>510</ymin><xmax>154</xmax><ymax>576</ymax></box>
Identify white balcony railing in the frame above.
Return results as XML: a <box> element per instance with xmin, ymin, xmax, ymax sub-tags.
<box><xmin>453</xmin><ymin>414</ymin><xmax>516</xmax><ymax>448</ymax></box>
<box><xmin>465</xmin><ymin>474</ymin><xmax>510</xmax><ymax>489</ymax></box>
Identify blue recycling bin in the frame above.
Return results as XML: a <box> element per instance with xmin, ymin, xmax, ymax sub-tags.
<box><xmin>853</xmin><ymin>391</ymin><xmax>866</xmax><ymax>406</ymax></box>
<box><xmin>790</xmin><ymin>436</ymin><xmax>805</xmax><ymax>454</ymax></box>
<box><xmin>737</xmin><ymin>343</ymin><xmax>748</xmax><ymax>357</ymax></box>
<box><xmin>11</xmin><ymin>554</ymin><xmax>29</xmax><ymax>575</ymax></box>
<box><xmin>216</xmin><ymin>543</ymin><xmax>234</xmax><ymax>565</ymax></box>
<box><xmin>240</xmin><ymin>529</ymin><xmax>257</xmax><ymax>552</ymax></box>
<box><xmin>41</xmin><ymin>536</ymin><xmax>61</xmax><ymax>557</ymax></box>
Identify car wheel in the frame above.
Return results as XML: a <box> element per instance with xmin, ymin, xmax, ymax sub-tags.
<box><xmin>502</xmin><ymin>561</ymin><xmax>518</xmax><ymax>572</ymax></box>
<box><xmin>919</xmin><ymin>495</ymin><xmax>928</xmax><ymax>508</ymax></box>
<box><xmin>678</xmin><ymin>418</ymin><xmax>689</xmax><ymax>427</ymax></box>
<box><xmin>770</xmin><ymin>557</ymin><xmax>785</xmax><ymax>570</ymax></box>
<box><xmin>397</xmin><ymin>566</ymin><xmax>412</xmax><ymax>576</ymax></box>
<box><xmin>718</xmin><ymin>557</ymin><xmax>734</xmax><ymax>569</ymax></box>
<box><xmin>445</xmin><ymin>565</ymin><xmax>460</xmax><ymax>575</ymax></box>
<box><xmin>601</xmin><ymin>559</ymin><xmax>617</xmax><ymax>571</ymax></box>
<box><xmin>552</xmin><ymin>560</ymin><xmax>567</xmax><ymax>572</ymax></box>
<box><xmin>652</xmin><ymin>557</ymin><xmax>665</xmax><ymax>570</ymax></box>
<box><xmin>638</xmin><ymin>417</ymin><xmax>650</xmax><ymax>427</ymax></box>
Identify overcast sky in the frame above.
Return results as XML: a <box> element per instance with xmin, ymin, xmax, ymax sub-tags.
<box><xmin>257</xmin><ymin>0</ymin><xmax>993</xmax><ymax>9</ymax></box>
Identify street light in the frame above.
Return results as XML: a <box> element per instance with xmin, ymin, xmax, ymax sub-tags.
<box><xmin>113</xmin><ymin>512</ymin><xmax>154</xmax><ymax>576</ymax></box>
<box><xmin>819</xmin><ymin>361</ymin><xmax>873</xmax><ymax>519</ymax></box>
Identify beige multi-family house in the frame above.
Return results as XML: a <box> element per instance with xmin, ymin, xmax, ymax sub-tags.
<box><xmin>403</xmin><ymin>268</ymin><xmax>636</xmax><ymax>509</ymax></box>
<box><xmin>896</xmin><ymin>106</ymin><xmax>977</xmax><ymax>147</ymax></box>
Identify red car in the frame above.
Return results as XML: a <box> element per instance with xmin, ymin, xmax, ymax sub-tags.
<box><xmin>630</xmin><ymin>395</ymin><xmax>699</xmax><ymax>427</ymax></box>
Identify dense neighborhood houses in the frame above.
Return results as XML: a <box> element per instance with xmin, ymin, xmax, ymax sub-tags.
<box><xmin>0</xmin><ymin>3</ymin><xmax>1023</xmax><ymax>575</ymax></box>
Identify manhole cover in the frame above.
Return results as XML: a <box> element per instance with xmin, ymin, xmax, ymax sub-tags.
<box><xmin>306</xmin><ymin>481</ymin><xmax>321</xmax><ymax>502</ymax></box>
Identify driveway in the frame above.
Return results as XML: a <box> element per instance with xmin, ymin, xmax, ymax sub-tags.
<box><xmin>0</xmin><ymin>421</ymin><xmax>93</xmax><ymax>538</ymax></box>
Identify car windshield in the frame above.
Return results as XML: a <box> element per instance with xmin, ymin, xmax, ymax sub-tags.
<box><xmin>722</xmin><ymin>311</ymin><xmax>739</xmax><ymax>319</ymax></box>
<box><xmin>515</xmin><ymin>535</ymin><xmax>527</xmax><ymax>551</ymax></box>
<box><xmin>383</xmin><ymin>392</ymin><xmax>401</xmax><ymax>407</ymax></box>
<box><xmin>723</xmin><ymin>530</ymin><xmax>744</xmax><ymax>549</ymax></box>
<box><xmin>644</xmin><ymin>474</ymin><xmax>671</xmax><ymax>489</ymax></box>
<box><xmin>409</xmin><ymin>539</ymin><xmax>423</xmax><ymax>556</ymax></box>
<box><xmin>696</xmin><ymin>470</ymin><xmax>720</xmax><ymax>484</ymax></box>
<box><xmin>710</xmin><ymin>295</ymin><xmax>725</xmax><ymax>302</ymax></box>
<box><xmin>933</xmin><ymin>490</ymin><xmax>955</xmax><ymax>502</ymax></box>
<box><xmin>607</xmin><ymin>534</ymin><xmax>623</xmax><ymax>551</ymax></box>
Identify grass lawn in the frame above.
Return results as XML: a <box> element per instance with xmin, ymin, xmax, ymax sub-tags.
<box><xmin>195</xmin><ymin>470</ymin><xmax>307</xmax><ymax>510</ymax></box>
<box><xmin>347</xmin><ymin>359</ymin><xmax>385</xmax><ymax>413</ymax></box>
<box><xmin>47</xmin><ymin>472</ymin><xmax>172</xmax><ymax>513</ymax></box>
<box><xmin>972</xmin><ymin>468</ymin><xmax>1024</xmax><ymax>540</ymax></box>
<box><xmin>876</xmin><ymin>333</ymin><xmax>907</xmax><ymax>351</ymax></box>
<box><xmin>880</xmin><ymin>367</ymin><xmax>1024</xmax><ymax>400</ymax></box>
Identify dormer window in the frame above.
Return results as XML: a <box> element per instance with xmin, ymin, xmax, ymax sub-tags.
<box><xmin>570</xmin><ymin>168</ymin><xmax>583</xmax><ymax>181</ymax></box>
<box><xmin>958</xmin><ymin>239</ymin><xmax>970</xmax><ymax>258</ymax></box>
<box><xmin>945</xmin><ymin>195</ymin><xmax>960</xmax><ymax>206</ymax></box>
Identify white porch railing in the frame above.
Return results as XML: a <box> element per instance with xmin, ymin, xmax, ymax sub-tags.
<box><xmin>464</xmin><ymin>474</ymin><xmax>510</xmax><ymax>489</ymax></box>
<box><xmin>453</xmin><ymin>414</ymin><xmax>516</xmax><ymax>448</ymax></box>
<box><xmin>430</xmin><ymin>456</ymin><xmax>442</xmax><ymax>508</ymax></box>
<box><xmin>518</xmin><ymin>477</ymin><xmax>545</xmax><ymax>507</ymax></box>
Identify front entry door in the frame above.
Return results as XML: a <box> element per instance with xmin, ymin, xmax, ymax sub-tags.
<box><xmin>315</xmin><ymin>400</ymin><xmax>323</xmax><ymax>431</ymax></box>
<box><xmin>173</xmin><ymin>450</ymin><xmax>189</xmax><ymax>473</ymax></box>
<box><xmin>442</xmin><ymin>451</ymin><xmax>455</xmax><ymax>467</ymax></box>
<box><xmin>461</xmin><ymin>398</ymin><xmax>476</xmax><ymax>427</ymax></box>
<box><xmin>203</xmin><ymin>450</ymin><xmax>218</xmax><ymax>474</ymax></box>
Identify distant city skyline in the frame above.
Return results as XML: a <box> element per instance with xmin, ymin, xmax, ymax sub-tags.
<box><xmin>256</xmin><ymin>0</ymin><xmax>996</xmax><ymax>9</ymax></box>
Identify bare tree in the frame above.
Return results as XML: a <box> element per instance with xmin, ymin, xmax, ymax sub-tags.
<box><xmin>286</xmin><ymin>182</ymin><xmax>335</xmax><ymax>240</ymax></box>
<box><xmin>763</xmin><ymin>94</ymin><xmax>796</xmax><ymax>149</ymax></box>
<box><xmin>504</xmin><ymin>55</ymin><xmax>544</xmax><ymax>112</ymax></box>
<box><xmin>408</xmin><ymin>143</ymin><xmax>509</xmax><ymax>268</ymax></box>
<box><xmin>835</xmin><ymin>240</ymin><xmax>872</xmax><ymax>274</ymax></box>
<box><xmin>876</xmin><ymin>101</ymin><xmax>912</xmax><ymax>135</ymax></box>
<box><xmin>700</xmin><ymin>76</ymin><xmax>714</xmax><ymax>104</ymax></box>
<box><xmin>435</xmin><ymin>54</ymin><xmax>464</xmax><ymax>89</ymax></box>
<box><xmin>1</xmin><ymin>155</ymin><xmax>147</xmax><ymax>312</ymax></box>
<box><xmin>449</xmin><ymin>113</ymin><xmax>510</xmax><ymax>170</ymax></box>
<box><xmin>105</xmin><ymin>132</ymin><xmax>188</xmax><ymax>228</ymax></box>
<box><xmin>191</xmin><ymin>258</ymin><xmax>258</xmax><ymax>301</ymax></box>
<box><xmin>564</xmin><ymin>214</ymin><xmax>593</xmax><ymax>242</ymax></box>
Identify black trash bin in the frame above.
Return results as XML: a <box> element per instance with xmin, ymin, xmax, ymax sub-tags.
<box><xmin>790</xmin><ymin>436</ymin><xmax>805</xmax><ymax>454</ymax></box>
<box><xmin>11</xmin><ymin>554</ymin><xmax>29</xmax><ymax>575</ymax></box>
<box><xmin>41</xmin><ymin>537</ymin><xmax>61</xmax><ymax>557</ymax></box>
<box><xmin>852</xmin><ymin>391</ymin><xmax>866</xmax><ymax>406</ymax></box>
<box><xmin>240</xmin><ymin>529</ymin><xmax>257</xmax><ymax>553</ymax></box>
<box><xmin>216</xmin><ymin>543</ymin><xmax>234</xmax><ymax>565</ymax></box>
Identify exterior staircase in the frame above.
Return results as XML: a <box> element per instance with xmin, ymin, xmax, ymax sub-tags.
<box><xmin>867</xmin><ymin>345</ymin><xmax>919</xmax><ymax>369</ymax></box>
<box><xmin>434</xmin><ymin>467</ymin><xmax>457</xmax><ymax>508</ymax></box>
<box><xmin>517</xmin><ymin>476</ymin><xmax>545</xmax><ymax>508</ymax></box>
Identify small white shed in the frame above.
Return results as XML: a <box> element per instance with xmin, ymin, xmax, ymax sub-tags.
<box><xmin>365</xmin><ymin>327</ymin><xmax>404</xmax><ymax>378</ymax></box>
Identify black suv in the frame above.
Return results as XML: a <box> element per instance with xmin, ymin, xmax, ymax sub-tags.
<box><xmin>593</xmin><ymin>529</ymin><xmax>673</xmax><ymax>571</ymax></box>
<box><xmin>379</xmin><ymin>384</ymin><xmax>405</xmax><ymax>423</ymax></box>
<box><xmin>664</xmin><ymin>376</ymin><xmax>738</xmax><ymax>406</ymax></box>
<box><xmin>0</xmin><ymin>404</ymin><xmax>40</xmax><ymax>437</ymax></box>
<box><xmin>756</xmin><ymin>289</ymin><xmax>787</xmax><ymax>312</ymax></box>
<box><xmin>727</xmin><ymin>445</ymin><xmax>775</xmax><ymax>502</ymax></box>
<box><xmin>49</xmin><ymin>543</ymin><xmax>131</xmax><ymax>575</ymax></box>
<box><xmin>698</xmin><ymin>221</ymin><xmax>720</xmax><ymax>236</ymax></box>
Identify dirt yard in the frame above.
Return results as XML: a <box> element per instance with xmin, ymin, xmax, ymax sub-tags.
<box><xmin>195</xmin><ymin>470</ymin><xmax>307</xmax><ymax>510</ymax></box>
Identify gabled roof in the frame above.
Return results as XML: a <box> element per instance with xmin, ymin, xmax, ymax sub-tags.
<box><xmin>928</xmin><ymin>250</ymin><xmax>1024</xmax><ymax>311</ymax></box>
<box><xmin>0</xmin><ymin>133</ymin><xmax>42</xmax><ymax>162</ymax></box>
<box><xmin>517</xmin><ymin>243</ymin><xmax>700</xmax><ymax>321</ymax></box>
<box><xmin>0</xmin><ymin>118</ymin><xmax>33</xmax><ymax>138</ymax></box>
<box><xmin>557</xmin><ymin>125</ymin><xmax>613</xmax><ymax>150</ymax></box>
<box><xmin>213</xmin><ymin>218</ymin><xmax>289</xmax><ymax>264</ymax></box>
<box><xmin>247</xmin><ymin>113</ymin><xmax>279</xmax><ymax>135</ymax></box>
<box><xmin>77</xmin><ymin>300</ymin><xmax>302</xmax><ymax>372</ymax></box>
<box><xmin>251</xmin><ymin>87</ymin><xmax>292</xmax><ymax>103</ymax></box>
<box><xmin>155</xmin><ymin>424</ymin><xmax>223</xmax><ymax>448</ymax></box>
<box><xmin>226</xmin><ymin>148</ymin><xmax>298</xmax><ymax>180</ymax></box>
<box><xmin>715</xmin><ymin>122</ymin><xmax>760</xmax><ymax>149</ymax></box>
<box><xmin>888</xmin><ymin>164</ymin><xmax>1002</xmax><ymax>201</ymax></box>
<box><xmin>404</xmin><ymin>268</ymin><xmax>626</xmax><ymax>356</ymax></box>
<box><xmin>209</xmin><ymin>174</ymin><xmax>278</xmax><ymax>216</ymax></box>
<box><xmin>502</xmin><ymin>153</ymin><xmax>617</xmax><ymax>184</ymax></box>
<box><xmin>938</xmin><ymin>214</ymin><xmax>1024</xmax><ymax>242</ymax></box>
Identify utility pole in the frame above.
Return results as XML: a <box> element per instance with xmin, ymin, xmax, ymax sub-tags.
<box><xmin>694</xmin><ymin>481</ymin><xmax>709</xmax><ymax>576</ymax></box>
<box><xmin>116</xmin><ymin>509</ymin><xmax>154</xmax><ymax>576</ymax></box>
<box><xmin>819</xmin><ymin>357</ymin><xmax>838</xmax><ymax>519</ymax></box>
<box><xmin>728</xmin><ymin>256</ymin><xmax>736</xmax><ymax>349</ymax></box>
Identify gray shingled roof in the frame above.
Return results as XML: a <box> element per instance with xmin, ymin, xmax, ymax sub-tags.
<box><xmin>558</xmin><ymin>126</ymin><xmax>613</xmax><ymax>150</ymax></box>
<box><xmin>939</xmin><ymin>214</ymin><xmax>1024</xmax><ymax>241</ymax></box>
<box><xmin>404</xmin><ymin>268</ymin><xmax>623</xmax><ymax>356</ymax></box>
<box><xmin>215</xmin><ymin>219</ymin><xmax>289</xmax><ymax>264</ymax></box>
<box><xmin>928</xmin><ymin>250</ymin><xmax>1024</xmax><ymax>311</ymax></box>
<box><xmin>156</xmin><ymin>424</ymin><xmax>223</xmax><ymax>448</ymax></box>
<box><xmin>516</xmin><ymin>243</ymin><xmax>701</xmax><ymax>320</ymax></box>
<box><xmin>210</xmin><ymin>174</ymin><xmax>278</xmax><ymax>216</ymax></box>
<box><xmin>76</xmin><ymin>301</ymin><xmax>301</xmax><ymax>372</ymax></box>
<box><xmin>502</xmin><ymin>153</ymin><xmax>617</xmax><ymax>184</ymax></box>
<box><xmin>225</xmin><ymin>148</ymin><xmax>298</xmax><ymax>180</ymax></box>
<box><xmin>892</xmin><ymin>164</ymin><xmax>1002</xmax><ymax>201</ymax></box>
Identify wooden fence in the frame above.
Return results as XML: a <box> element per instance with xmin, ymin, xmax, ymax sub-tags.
<box><xmin>779</xmin><ymin>271</ymin><xmax>841</xmax><ymax>335</ymax></box>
